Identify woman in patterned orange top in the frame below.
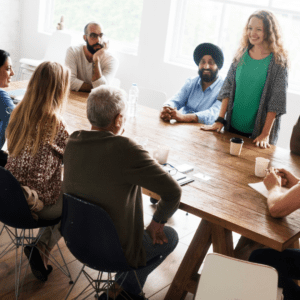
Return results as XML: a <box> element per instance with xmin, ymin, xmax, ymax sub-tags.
<box><xmin>5</xmin><ymin>61</ymin><xmax>70</xmax><ymax>281</ymax></box>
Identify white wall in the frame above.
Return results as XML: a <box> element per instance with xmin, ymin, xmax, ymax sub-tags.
<box><xmin>0</xmin><ymin>0</ymin><xmax>21</xmax><ymax>73</ymax></box>
<box><xmin>16</xmin><ymin>0</ymin><xmax>300</xmax><ymax>149</ymax></box>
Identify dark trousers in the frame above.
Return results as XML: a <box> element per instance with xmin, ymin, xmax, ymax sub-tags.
<box><xmin>249</xmin><ymin>248</ymin><xmax>300</xmax><ymax>300</ymax></box>
<box><xmin>0</xmin><ymin>150</ymin><xmax>7</xmax><ymax>167</ymax></box>
<box><xmin>228</xmin><ymin>125</ymin><xmax>252</xmax><ymax>138</ymax></box>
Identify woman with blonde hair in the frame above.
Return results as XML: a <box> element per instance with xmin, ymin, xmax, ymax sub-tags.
<box><xmin>201</xmin><ymin>10</ymin><xmax>288</xmax><ymax>148</ymax></box>
<box><xmin>5</xmin><ymin>61</ymin><xmax>70</xmax><ymax>281</ymax></box>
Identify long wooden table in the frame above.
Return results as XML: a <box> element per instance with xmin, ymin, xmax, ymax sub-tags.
<box><xmin>6</xmin><ymin>82</ymin><xmax>300</xmax><ymax>300</ymax></box>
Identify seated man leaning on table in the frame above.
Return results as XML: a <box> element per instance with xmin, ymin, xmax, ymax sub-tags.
<box><xmin>249</xmin><ymin>167</ymin><xmax>300</xmax><ymax>300</ymax></box>
<box><xmin>62</xmin><ymin>85</ymin><xmax>181</xmax><ymax>300</ymax></box>
<box><xmin>160</xmin><ymin>43</ymin><xmax>224</xmax><ymax>124</ymax></box>
<box><xmin>65</xmin><ymin>22</ymin><xmax>118</xmax><ymax>93</ymax></box>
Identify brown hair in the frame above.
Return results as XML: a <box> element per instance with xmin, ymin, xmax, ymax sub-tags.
<box><xmin>234</xmin><ymin>10</ymin><xmax>289</xmax><ymax>68</ymax></box>
<box><xmin>6</xmin><ymin>61</ymin><xmax>70</xmax><ymax>157</ymax></box>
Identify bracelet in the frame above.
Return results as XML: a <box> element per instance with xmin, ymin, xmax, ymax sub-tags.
<box><xmin>215</xmin><ymin>116</ymin><xmax>227</xmax><ymax>126</ymax></box>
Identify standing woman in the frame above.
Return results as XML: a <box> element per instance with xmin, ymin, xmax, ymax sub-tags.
<box><xmin>5</xmin><ymin>61</ymin><xmax>70</xmax><ymax>281</ymax></box>
<box><xmin>201</xmin><ymin>10</ymin><xmax>288</xmax><ymax>148</ymax></box>
<box><xmin>0</xmin><ymin>50</ymin><xmax>15</xmax><ymax>166</ymax></box>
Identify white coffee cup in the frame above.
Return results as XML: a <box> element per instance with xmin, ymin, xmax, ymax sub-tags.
<box><xmin>230</xmin><ymin>137</ymin><xmax>244</xmax><ymax>156</ymax></box>
<box><xmin>153</xmin><ymin>146</ymin><xmax>170</xmax><ymax>165</ymax></box>
<box><xmin>255</xmin><ymin>157</ymin><xmax>270</xmax><ymax>177</ymax></box>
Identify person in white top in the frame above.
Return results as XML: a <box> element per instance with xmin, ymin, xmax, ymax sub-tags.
<box><xmin>65</xmin><ymin>22</ymin><xmax>119</xmax><ymax>93</ymax></box>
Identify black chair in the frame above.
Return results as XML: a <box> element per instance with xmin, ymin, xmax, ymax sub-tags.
<box><xmin>62</xmin><ymin>193</ymin><xmax>162</xmax><ymax>300</ymax></box>
<box><xmin>0</xmin><ymin>167</ymin><xmax>73</xmax><ymax>298</ymax></box>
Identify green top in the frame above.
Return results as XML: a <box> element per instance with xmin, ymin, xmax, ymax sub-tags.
<box><xmin>231</xmin><ymin>51</ymin><xmax>272</xmax><ymax>133</ymax></box>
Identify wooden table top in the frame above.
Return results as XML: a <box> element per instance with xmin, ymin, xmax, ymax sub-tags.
<box><xmin>6</xmin><ymin>81</ymin><xmax>300</xmax><ymax>252</ymax></box>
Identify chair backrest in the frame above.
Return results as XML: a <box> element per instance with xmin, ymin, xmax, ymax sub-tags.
<box><xmin>61</xmin><ymin>194</ymin><xmax>132</xmax><ymax>273</ymax></box>
<box><xmin>0</xmin><ymin>167</ymin><xmax>38</xmax><ymax>229</ymax></box>
<box><xmin>195</xmin><ymin>253</ymin><xmax>279</xmax><ymax>300</ymax></box>
<box><xmin>138</xmin><ymin>87</ymin><xmax>167</xmax><ymax>110</ymax></box>
<box><xmin>44</xmin><ymin>31</ymin><xmax>73</xmax><ymax>65</ymax></box>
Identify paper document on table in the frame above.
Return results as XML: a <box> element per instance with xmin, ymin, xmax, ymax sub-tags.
<box><xmin>248</xmin><ymin>182</ymin><xmax>289</xmax><ymax>198</ymax></box>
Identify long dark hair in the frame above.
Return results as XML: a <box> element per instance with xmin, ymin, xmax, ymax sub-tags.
<box><xmin>0</xmin><ymin>50</ymin><xmax>10</xmax><ymax>68</ymax></box>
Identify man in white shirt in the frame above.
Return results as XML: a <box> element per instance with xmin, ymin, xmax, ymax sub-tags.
<box><xmin>65</xmin><ymin>22</ymin><xmax>119</xmax><ymax>92</ymax></box>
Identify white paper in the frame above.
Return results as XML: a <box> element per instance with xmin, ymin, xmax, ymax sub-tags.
<box><xmin>176</xmin><ymin>164</ymin><xmax>194</xmax><ymax>173</ymax></box>
<box><xmin>248</xmin><ymin>182</ymin><xmax>289</xmax><ymax>198</ymax></box>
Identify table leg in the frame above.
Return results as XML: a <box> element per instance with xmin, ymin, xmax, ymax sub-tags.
<box><xmin>292</xmin><ymin>239</ymin><xmax>300</xmax><ymax>286</ymax></box>
<box><xmin>164</xmin><ymin>219</ymin><xmax>212</xmax><ymax>300</ymax></box>
<box><xmin>211</xmin><ymin>224</ymin><xmax>234</xmax><ymax>257</ymax></box>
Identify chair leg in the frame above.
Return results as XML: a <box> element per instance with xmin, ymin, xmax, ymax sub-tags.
<box><xmin>0</xmin><ymin>223</ymin><xmax>5</xmax><ymax>235</ymax></box>
<box><xmin>52</xmin><ymin>237</ymin><xmax>73</xmax><ymax>282</ymax></box>
<box><xmin>133</xmin><ymin>270</ymin><xmax>147</xmax><ymax>300</ymax></box>
<box><xmin>14</xmin><ymin>230</ymin><xmax>33</xmax><ymax>299</ymax></box>
<box><xmin>37</xmin><ymin>227</ymin><xmax>73</xmax><ymax>283</ymax></box>
<box><xmin>65</xmin><ymin>264</ymin><xmax>85</xmax><ymax>300</ymax></box>
<box><xmin>0</xmin><ymin>225</ymin><xmax>17</xmax><ymax>259</ymax></box>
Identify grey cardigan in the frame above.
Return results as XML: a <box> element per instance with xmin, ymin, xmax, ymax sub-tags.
<box><xmin>217</xmin><ymin>54</ymin><xmax>288</xmax><ymax>145</ymax></box>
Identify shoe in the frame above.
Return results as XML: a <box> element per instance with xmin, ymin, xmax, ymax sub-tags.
<box><xmin>98</xmin><ymin>290</ymin><xmax>148</xmax><ymax>300</ymax></box>
<box><xmin>24</xmin><ymin>245</ymin><xmax>52</xmax><ymax>282</ymax></box>
<box><xmin>98</xmin><ymin>293</ymin><xmax>112</xmax><ymax>300</ymax></box>
<box><xmin>150</xmin><ymin>197</ymin><xmax>158</xmax><ymax>204</ymax></box>
<box><xmin>120</xmin><ymin>290</ymin><xmax>148</xmax><ymax>300</ymax></box>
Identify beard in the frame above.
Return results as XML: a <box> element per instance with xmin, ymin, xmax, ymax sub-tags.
<box><xmin>198</xmin><ymin>68</ymin><xmax>218</xmax><ymax>82</ymax></box>
<box><xmin>86</xmin><ymin>40</ymin><xmax>103</xmax><ymax>55</ymax></box>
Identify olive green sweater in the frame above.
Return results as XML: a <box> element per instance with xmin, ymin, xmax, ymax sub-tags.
<box><xmin>62</xmin><ymin>130</ymin><xmax>181</xmax><ymax>268</ymax></box>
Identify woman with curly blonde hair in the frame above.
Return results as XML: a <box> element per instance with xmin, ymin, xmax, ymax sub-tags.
<box><xmin>201</xmin><ymin>10</ymin><xmax>288</xmax><ymax>148</ymax></box>
<box><xmin>5</xmin><ymin>61</ymin><xmax>70</xmax><ymax>282</ymax></box>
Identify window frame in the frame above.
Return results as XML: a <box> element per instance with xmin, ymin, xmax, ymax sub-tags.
<box><xmin>41</xmin><ymin>0</ymin><xmax>141</xmax><ymax>56</ymax></box>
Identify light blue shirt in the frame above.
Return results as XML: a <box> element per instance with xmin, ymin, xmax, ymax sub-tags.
<box><xmin>0</xmin><ymin>89</ymin><xmax>15</xmax><ymax>149</ymax></box>
<box><xmin>164</xmin><ymin>76</ymin><xmax>224</xmax><ymax>124</ymax></box>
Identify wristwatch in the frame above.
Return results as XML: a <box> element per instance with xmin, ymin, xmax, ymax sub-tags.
<box><xmin>215</xmin><ymin>116</ymin><xmax>227</xmax><ymax>126</ymax></box>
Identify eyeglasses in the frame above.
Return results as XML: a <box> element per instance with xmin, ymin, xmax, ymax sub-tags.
<box><xmin>89</xmin><ymin>33</ymin><xmax>105</xmax><ymax>39</ymax></box>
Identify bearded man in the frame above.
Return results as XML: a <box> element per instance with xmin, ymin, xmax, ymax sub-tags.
<box><xmin>160</xmin><ymin>43</ymin><xmax>224</xmax><ymax>124</ymax></box>
<box><xmin>65</xmin><ymin>22</ymin><xmax>119</xmax><ymax>92</ymax></box>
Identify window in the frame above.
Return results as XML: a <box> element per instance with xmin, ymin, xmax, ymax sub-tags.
<box><xmin>44</xmin><ymin>0</ymin><xmax>143</xmax><ymax>55</ymax></box>
<box><xmin>168</xmin><ymin>0</ymin><xmax>300</xmax><ymax>91</ymax></box>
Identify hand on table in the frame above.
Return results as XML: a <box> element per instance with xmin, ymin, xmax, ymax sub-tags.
<box><xmin>253</xmin><ymin>133</ymin><xmax>270</xmax><ymax>148</ymax></box>
<box><xmin>169</xmin><ymin>108</ymin><xmax>185</xmax><ymax>122</ymax></box>
<box><xmin>200</xmin><ymin>122</ymin><xmax>224</xmax><ymax>132</ymax></box>
<box><xmin>160</xmin><ymin>106</ymin><xmax>175</xmax><ymax>122</ymax></box>
<box><xmin>263</xmin><ymin>167</ymin><xmax>282</xmax><ymax>191</ymax></box>
<box><xmin>276</xmin><ymin>168</ymin><xmax>299</xmax><ymax>188</ymax></box>
<box><xmin>146</xmin><ymin>220</ymin><xmax>168</xmax><ymax>245</ymax></box>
